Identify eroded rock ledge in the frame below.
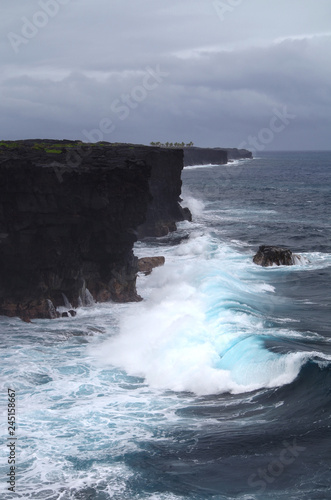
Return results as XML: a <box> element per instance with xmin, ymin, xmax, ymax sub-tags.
<box><xmin>138</xmin><ymin>256</ymin><xmax>165</xmax><ymax>275</ymax></box>
<box><xmin>0</xmin><ymin>140</ymin><xmax>190</xmax><ymax>320</ymax></box>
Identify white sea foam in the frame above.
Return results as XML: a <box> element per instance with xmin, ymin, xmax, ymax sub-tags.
<box><xmin>292</xmin><ymin>254</ymin><xmax>310</xmax><ymax>265</ymax></box>
<box><xmin>0</xmin><ymin>155</ymin><xmax>329</xmax><ymax>498</ymax></box>
<box><xmin>181</xmin><ymin>187</ymin><xmax>205</xmax><ymax>217</ymax></box>
<box><xmin>0</xmin><ymin>310</ymin><xmax>199</xmax><ymax>499</ymax></box>
<box><xmin>184</xmin><ymin>163</ymin><xmax>219</xmax><ymax>170</ymax></box>
<box><xmin>94</xmin><ymin>232</ymin><xmax>329</xmax><ymax>396</ymax></box>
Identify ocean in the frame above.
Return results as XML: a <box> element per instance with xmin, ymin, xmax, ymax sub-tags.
<box><xmin>0</xmin><ymin>151</ymin><xmax>330</xmax><ymax>499</ymax></box>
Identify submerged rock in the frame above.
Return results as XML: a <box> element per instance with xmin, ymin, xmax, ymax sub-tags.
<box><xmin>253</xmin><ymin>245</ymin><xmax>294</xmax><ymax>266</ymax></box>
<box><xmin>138</xmin><ymin>256</ymin><xmax>165</xmax><ymax>275</ymax></box>
<box><xmin>61</xmin><ymin>310</ymin><xmax>77</xmax><ymax>318</ymax></box>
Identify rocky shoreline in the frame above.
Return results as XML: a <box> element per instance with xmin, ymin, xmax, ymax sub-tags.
<box><xmin>0</xmin><ymin>140</ymin><xmax>190</xmax><ymax>321</ymax></box>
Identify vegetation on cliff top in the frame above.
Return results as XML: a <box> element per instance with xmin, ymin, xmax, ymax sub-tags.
<box><xmin>0</xmin><ymin>140</ymin><xmax>112</xmax><ymax>154</ymax></box>
<box><xmin>0</xmin><ymin>140</ymin><xmax>195</xmax><ymax>156</ymax></box>
<box><xmin>150</xmin><ymin>141</ymin><xmax>194</xmax><ymax>148</ymax></box>
<box><xmin>0</xmin><ymin>140</ymin><xmax>82</xmax><ymax>151</ymax></box>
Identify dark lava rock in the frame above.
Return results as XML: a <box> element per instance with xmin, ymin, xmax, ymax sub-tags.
<box><xmin>137</xmin><ymin>147</ymin><xmax>191</xmax><ymax>237</ymax></box>
<box><xmin>253</xmin><ymin>246</ymin><xmax>294</xmax><ymax>267</ymax></box>
<box><xmin>138</xmin><ymin>256</ymin><xmax>165</xmax><ymax>275</ymax></box>
<box><xmin>0</xmin><ymin>140</ymin><xmax>189</xmax><ymax>320</ymax></box>
<box><xmin>225</xmin><ymin>148</ymin><xmax>253</xmax><ymax>160</ymax></box>
<box><xmin>61</xmin><ymin>310</ymin><xmax>77</xmax><ymax>318</ymax></box>
<box><xmin>183</xmin><ymin>146</ymin><xmax>252</xmax><ymax>167</ymax></box>
<box><xmin>183</xmin><ymin>147</ymin><xmax>228</xmax><ymax>167</ymax></box>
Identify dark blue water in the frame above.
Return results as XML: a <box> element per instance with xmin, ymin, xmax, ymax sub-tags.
<box><xmin>0</xmin><ymin>151</ymin><xmax>330</xmax><ymax>499</ymax></box>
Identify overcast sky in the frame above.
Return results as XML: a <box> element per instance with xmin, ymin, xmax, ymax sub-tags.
<box><xmin>1</xmin><ymin>0</ymin><xmax>331</xmax><ymax>149</ymax></box>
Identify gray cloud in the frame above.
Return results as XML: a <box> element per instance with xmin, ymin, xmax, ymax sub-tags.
<box><xmin>1</xmin><ymin>0</ymin><xmax>331</xmax><ymax>149</ymax></box>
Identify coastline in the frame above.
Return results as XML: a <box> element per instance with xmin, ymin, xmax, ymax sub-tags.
<box><xmin>0</xmin><ymin>140</ymin><xmax>190</xmax><ymax>320</ymax></box>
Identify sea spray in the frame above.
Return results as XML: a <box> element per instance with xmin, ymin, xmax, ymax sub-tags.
<box><xmin>94</xmin><ymin>232</ymin><xmax>328</xmax><ymax>395</ymax></box>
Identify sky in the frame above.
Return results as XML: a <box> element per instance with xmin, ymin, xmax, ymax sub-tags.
<box><xmin>1</xmin><ymin>0</ymin><xmax>331</xmax><ymax>150</ymax></box>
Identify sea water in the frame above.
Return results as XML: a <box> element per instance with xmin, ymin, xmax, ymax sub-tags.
<box><xmin>0</xmin><ymin>151</ymin><xmax>330</xmax><ymax>499</ymax></box>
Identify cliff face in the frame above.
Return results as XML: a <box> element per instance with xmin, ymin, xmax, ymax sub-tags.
<box><xmin>226</xmin><ymin>148</ymin><xmax>253</xmax><ymax>160</ymax></box>
<box><xmin>183</xmin><ymin>147</ymin><xmax>252</xmax><ymax>166</ymax></box>
<box><xmin>0</xmin><ymin>141</ymin><xmax>188</xmax><ymax>320</ymax></box>
<box><xmin>137</xmin><ymin>148</ymin><xmax>191</xmax><ymax>237</ymax></box>
<box><xmin>183</xmin><ymin>147</ymin><xmax>228</xmax><ymax>167</ymax></box>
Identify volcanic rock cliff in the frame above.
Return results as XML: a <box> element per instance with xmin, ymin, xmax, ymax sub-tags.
<box><xmin>183</xmin><ymin>147</ymin><xmax>228</xmax><ymax>167</ymax></box>
<box><xmin>183</xmin><ymin>147</ymin><xmax>252</xmax><ymax>166</ymax></box>
<box><xmin>0</xmin><ymin>140</ymin><xmax>189</xmax><ymax>320</ymax></box>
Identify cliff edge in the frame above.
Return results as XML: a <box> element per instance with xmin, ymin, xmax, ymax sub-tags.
<box><xmin>0</xmin><ymin>140</ymin><xmax>189</xmax><ymax>320</ymax></box>
<box><xmin>183</xmin><ymin>147</ymin><xmax>252</xmax><ymax>167</ymax></box>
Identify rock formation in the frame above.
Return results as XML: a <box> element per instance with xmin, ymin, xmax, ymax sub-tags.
<box><xmin>137</xmin><ymin>147</ymin><xmax>191</xmax><ymax>237</ymax></box>
<box><xmin>0</xmin><ymin>140</ymin><xmax>189</xmax><ymax>320</ymax></box>
<box><xmin>253</xmin><ymin>246</ymin><xmax>294</xmax><ymax>267</ymax></box>
<box><xmin>183</xmin><ymin>147</ymin><xmax>228</xmax><ymax>167</ymax></box>
<box><xmin>138</xmin><ymin>256</ymin><xmax>165</xmax><ymax>275</ymax></box>
<box><xmin>183</xmin><ymin>147</ymin><xmax>252</xmax><ymax>167</ymax></box>
<box><xmin>226</xmin><ymin>148</ymin><xmax>253</xmax><ymax>160</ymax></box>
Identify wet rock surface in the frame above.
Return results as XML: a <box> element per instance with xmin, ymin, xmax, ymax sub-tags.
<box><xmin>138</xmin><ymin>256</ymin><xmax>165</xmax><ymax>275</ymax></box>
<box><xmin>253</xmin><ymin>245</ymin><xmax>294</xmax><ymax>266</ymax></box>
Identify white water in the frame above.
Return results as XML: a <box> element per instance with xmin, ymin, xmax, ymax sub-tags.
<box><xmin>1</xmin><ymin>154</ymin><xmax>331</xmax><ymax>499</ymax></box>
<box><xmin>184</xmin><ymin>163</ymin><xmax>220</xmax><ymax>170</ymax></box>
<box><xmin>93</xmin><ymin>226</ymin><xmax>331</xmax><ymax>396</ymax></box>
<box><xmin>1</xmin><ymin>200</ymin><xmax>331</xmax><ymax>498</ymax></box>
<box><xmin>184</xmin><ymin>159</ymin><xmax>251</xmax><ymax>171</ymax></box>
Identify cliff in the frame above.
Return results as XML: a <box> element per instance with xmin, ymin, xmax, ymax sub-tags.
<box><xmin>0</xmin><ymin>140</ymin><xmax>189</xmax><ymax>320</ymax></box>
<box><xmin>226</xmin><ymin>148</ymin><xmax>253</xmax><ymax>160</ymax></box>
<box><xmin>183</xmin><ymin>147</ymin><xmax>252</xmax><ymax>166</ymax></box>
<box><xmin>137</xmin><ymin>147</ymin><xmax>191</xmax><ymax>237</ymax></box>
<box><xmin>183</xmin><ymin>147</ymin><xmax>228</xmax><ymax>167</ymax></box>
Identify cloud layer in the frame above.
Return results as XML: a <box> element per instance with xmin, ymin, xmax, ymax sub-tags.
<box><xmin>1</xmin><ymin>0</ymin><xmax>331</xmax><ymax>149</ymax></box>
